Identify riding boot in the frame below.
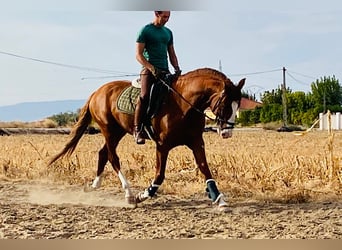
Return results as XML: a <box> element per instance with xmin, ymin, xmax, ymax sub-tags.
<box><xmin>134</xmin><ymin>97</ymin><xmax>148</xmax><ymax>144</ymax></box>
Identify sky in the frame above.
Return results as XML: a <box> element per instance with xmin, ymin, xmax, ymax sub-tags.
<box><xmin>0</xmin><ymin>0</ymin><xmax>341</xmax><ymax>106</ymax></box>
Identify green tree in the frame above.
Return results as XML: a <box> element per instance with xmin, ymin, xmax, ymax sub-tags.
<box><xmin>260</xmin><ymin>103</ymin><xmax>283</xmax><ymax>123</ymax></box>
<box><xmin>260</xmin><ymin>87</ymin><xmax>286</xmax><ymax>105</ymax></box>
<box><xmin>241</xmin><ymin>90</ymin><xmax>257</xmax><ymax>101</ymax></box>
<box><xmin>259</xmin><ymin>86</ymin><xmax>289</xmax><ymax>123</ymax></box>
<box><xmin>286</xmin><ymin>91</ymin><xmax>313</xmax><ymax>125</ymax></box>
<box><xmin>310</xmin><ymin>75</ymin><xmax>342</xmax><ymax>113</ymax></box>
<box><xmin>236</xmin><ymin>75</ymin><xmax>341</xmax><ymax>128</ymax></box>
<box><xmin>48</xmin><ymin>110</ymin><xmax>79</xmax><ymax>127</ymax></box>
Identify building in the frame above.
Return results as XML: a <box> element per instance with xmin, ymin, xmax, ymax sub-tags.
<box><xmin>237</xmin><ymin>97</ymin><xmax>262</xmax><ymax>118</ymax></box>
<box><xmin>204</xmin><ymin>97</ymin><xmax>262</xmax><ymax>119</ymax></box>
<box><xmin>319</xmin><ymin>112</ymin><xmax>342</xmax><ymax>130</ymax></box>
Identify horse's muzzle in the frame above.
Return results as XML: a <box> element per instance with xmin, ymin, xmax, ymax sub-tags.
<box><xmin>218</xmin><ymin>128</ymin><xmax>233</xmax><ymax>138</ymax></box>
<box><xmin>217</xmin><ymin>123</ymin><xmax>234</xmax><ymax>139</ymax></box>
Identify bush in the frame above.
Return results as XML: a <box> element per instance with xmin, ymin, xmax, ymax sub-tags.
<box><xmin>48</xmin><ymin>111</ymin><xmax>79</xmax><ymax>127</ymax></box>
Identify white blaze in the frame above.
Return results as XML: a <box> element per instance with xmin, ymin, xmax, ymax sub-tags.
<box><xmin>228</xmin><ymin>101</ymin><xmax>239</xmax><ymax>124</ymax></box>
<box><xmin>218</xmin><ymin>101</ymin><xmax>239</xmax><ymax>139</ymax></box>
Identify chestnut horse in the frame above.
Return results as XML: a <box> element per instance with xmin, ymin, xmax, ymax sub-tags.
<box><xmin>49</xmin><ymin>68</ymin><xmax>245</xmax><ymax>211</ymax></box>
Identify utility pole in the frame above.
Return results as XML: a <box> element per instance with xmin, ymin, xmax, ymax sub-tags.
<box><xmin>282</xmin><ymin>67</ymin><xmax>288</xmax><ymax>127</ymax></box>
<box><xmin>219</xmin><ymin>60</ymin><xmax>222</xmax><ymax>72</ymax></box>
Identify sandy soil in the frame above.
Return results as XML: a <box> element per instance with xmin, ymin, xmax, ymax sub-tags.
<box><xmin>0</xmin><ymin>179</ymin><xmax>341</xmax><ymax>239</ymax></box>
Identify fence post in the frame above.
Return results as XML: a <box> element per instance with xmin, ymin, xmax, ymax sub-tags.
<box><xmin>319</xmin><ymin>113</ymin><xmax>324</xmax><ymax>130</ymax></box>
<box><xmin>336</xmin><ymin>112</ymin><xmax>341</xmax><ymax>130</ymax></box>
<box><xmin>326</xmin><ymin>110</ymin><xmax>336</xmax><ymax>183</ymax></box>
<box><xmin>327</xmin><ymin>110</ymin><xmax>331</xmax><ymax>133</ymax></box>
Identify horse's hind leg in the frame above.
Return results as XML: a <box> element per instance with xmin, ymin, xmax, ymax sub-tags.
<box><xmin>91</xmin><ymin>144</ymin><xmax>108</xmax><ymax>189</ymax></box>
<box><xmin>105</xmin><ymin>131</ymin><xmax>136</xmax><ymax>205</ymax></box>
<box><xmin>84</xmin><ymin>144</ymin><xmax>108</xmax><ymax>191</ymax></box>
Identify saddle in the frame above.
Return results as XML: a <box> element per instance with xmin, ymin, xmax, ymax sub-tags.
<box><xmin>117</xmin><ymin>74</ymin><xmax>175</xmax><ymax>140</ymax></box>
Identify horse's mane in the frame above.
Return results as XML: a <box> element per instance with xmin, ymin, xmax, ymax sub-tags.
<box><xmin>178</xmin><ymin>68</ymin><xmax>234</xmax><ymax>90</ymax></box>
<box><xmin>183</xmin><ymin>68</ymin><xmax>228</xmax><ymax>81</ymax></box>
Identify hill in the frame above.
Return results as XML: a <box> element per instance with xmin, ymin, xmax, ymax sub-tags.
<box><xmin>0</xmin><ymin>100</ymin><xmax>86</xmax><ymax>122</ymax></box>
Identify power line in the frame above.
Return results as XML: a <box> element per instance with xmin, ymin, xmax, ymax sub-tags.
<box><xmin>286</xmin><ymin>70</ymin><xmax>317</xmax><ymax>80</ymax></box>
<box><xmin>228</xmin><ymin>68</ymin><xmax>282</xmax><ymax>77</ymax></box>
<box><xmin>286</xmin><ymin>71</ymin><xmax>312</xmax><ymax>86</ymax></box>
<box><xmin>81</xmin><ymin>74</ymin><xmax>139</xmax><ymax>80</ymax></box>
<box><xmin>0</xmin><ymin>50</ymin><xmax>323</xmax><ymax>87</ymax></box>
<box><xmin>0</xmin><ymin>50</ymin><xmax>135</xmax><ymax>75</ymax></box>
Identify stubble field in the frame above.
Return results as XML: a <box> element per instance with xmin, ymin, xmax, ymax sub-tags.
<box><xmin>0</xmin><ymin>129</ymin><xmax>341</xmax><ymax>238</ymax></box>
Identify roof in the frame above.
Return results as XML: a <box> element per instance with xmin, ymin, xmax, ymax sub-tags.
<box><xmin>239</xmin><ymin>97</ymin><xmax>262</xmax><ymax>110</ymax></box>
<box><xmin>204</xmin><ymin>97</ymin><xmax>262</xmax><ymax>119</ymax></box>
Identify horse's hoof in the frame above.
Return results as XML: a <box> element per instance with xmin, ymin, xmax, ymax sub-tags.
<box><xmin>83</xmin><ymin>182</ymin><xmax>96</xmax><ymax>193</ymax></box>
<box><xmin>216</xmin><ymin>205</ymin><xmax>232</xmax><ymax>213</ymax></box>
<box><xmin>212</xmin><ymin>194</ymin><xmax>231</xmax><ymax>212</ymax></box>
<box><xmin>135</xmin><ymin>192</ymin><xmax>149</xmax><ymax>204</ymax></box>
<box><xmin>126</xmin><ymin>196</ymin><xmax>137</xmax><ymax>205</ymax></box>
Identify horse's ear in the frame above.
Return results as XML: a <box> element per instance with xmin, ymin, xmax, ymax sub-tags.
<box><xmin>237</xmin><ymin>78</ymin><xmax>246</xmax><ymax>89</ymax></box>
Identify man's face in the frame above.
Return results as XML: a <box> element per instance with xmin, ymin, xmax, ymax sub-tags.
<box><xmin>156</xmin><ymin>11</ymin><xmax>170</xmax><ymax>26</ymax></box>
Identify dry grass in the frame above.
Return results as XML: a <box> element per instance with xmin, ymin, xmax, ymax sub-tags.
<box><xmin>0</xmin><ymin>129</ymin><xmax>341</xmax><ymax>203</ymax></box>
<box><xmin>0</xmin><ymin>119</ymin><xmax>58</xmax><ymax>128</ymax></box>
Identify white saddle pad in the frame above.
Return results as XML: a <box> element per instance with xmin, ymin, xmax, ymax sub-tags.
<box><xmin>131</xmin><ymin>78</ymin><xmax>141</xmax><ymax>88</ymax></box>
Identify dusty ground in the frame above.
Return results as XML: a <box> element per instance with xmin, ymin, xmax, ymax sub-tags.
<box><xmin>0</xmin><ymin>178</ymin><xmax>341</xmax><ymax>239</ymax></box>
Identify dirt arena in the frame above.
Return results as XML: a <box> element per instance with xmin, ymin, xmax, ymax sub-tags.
<box><xmin>0</xmin><ymin>178</ymin><xmax>341</xmax><ymax>239</ymax></box>
<box><xmin>1</xmin><ymin>130</ymin><xmax>341</xmax><ymax>239</ymax></box>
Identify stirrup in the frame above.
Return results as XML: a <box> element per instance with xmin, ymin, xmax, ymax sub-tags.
<box><xmin>134</xmin><ymin>130</ymin><xmax>145</xmax><ymax>144</ymax></box>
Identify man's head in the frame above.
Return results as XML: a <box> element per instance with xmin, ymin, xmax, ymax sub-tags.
<box><xmin>154</xmin><ymin>11</ymin><xmax>171</xmax><ymax>26</ymax></box>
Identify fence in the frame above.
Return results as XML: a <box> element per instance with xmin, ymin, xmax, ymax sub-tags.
<box><xmin>319</xmin><ymin>111</ymin><xmax>342</xmax><ymax>130</ymax></box>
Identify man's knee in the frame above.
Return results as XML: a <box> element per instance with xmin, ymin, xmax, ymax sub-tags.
<box><xmin>139</xmin><ymin>96</ymin><xmax>149</xmax><ymax>106</ymax></box>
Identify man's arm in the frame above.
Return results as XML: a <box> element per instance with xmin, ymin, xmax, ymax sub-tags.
<box><xmin>136</xmin><ymin>42</ymin><xmax>154</xmax><ymax>72</ymax></box>
<box><xmin>168</xmin><ymin>44</ymin><xmax>180</xmax><ymax>72</ymax></box>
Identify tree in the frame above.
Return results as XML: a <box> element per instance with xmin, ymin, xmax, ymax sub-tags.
<box><xmin>260</xmin><ymin>87</ymin><xmax>283</xmax><ymax>105</ymax></box>
<box><xmin>241</xmin><ymin>90</ymin><xmax>257</xmax><ymax>101</ymax></box>
<box><xmin>48</xmin><ymin>110</ymin><xmax>79</xmax><ymax>127</ymax></box>
<box><xmin>310</xmin><ymin>75</ymin><xmax>342</xmax><ymax>113</ymax></box>
<box><xmin>259</xmin><ymin>86</ymin><xmax>290</xmax><ymax>124</ymax></box>
<box><xmin>286</xmin><ymin>91</ymin><xmax>313</xmax><ymax>125</ymax></box>
<box><xmin>236</xmin><ymin>75</ymin><xmax>341</xmax><ymax>128</ymax></box>
<box><xmin>259</xmin><ymin>103</ymin><xmax>283</xmax><ymax>123</ymax></box>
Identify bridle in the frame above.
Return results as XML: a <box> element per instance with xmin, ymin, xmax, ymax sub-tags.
<box><xmin>159</xmin><ymin>75</ymin><xmax>236</xmax><ymax>128</ymax></box>
<box><xmin>211</xmin><ymin>90</ymin><xmax>236</xmax><ymax>129</ymax></box>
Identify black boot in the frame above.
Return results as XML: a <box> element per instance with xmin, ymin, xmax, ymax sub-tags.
<box><xmin>134</xmin><ymin>125</ymin><xmax>145</xmax><ymax>144</ymax></box>
<box><xmin>134</xmin><ymin>97</ymin><xmax>148</xmax><ymax>145</ymax></box>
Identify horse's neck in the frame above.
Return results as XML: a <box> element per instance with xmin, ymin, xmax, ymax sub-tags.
<box><xmin>173</xmin><ymin>79</ymin><xmax>223</xmax><ymax>112</ymax></box>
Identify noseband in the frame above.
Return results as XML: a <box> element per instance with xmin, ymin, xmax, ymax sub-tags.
<box><xmin>212</xmin><ymin>91</ymin><xmax>235</xmax><ymax>129</ymax></box>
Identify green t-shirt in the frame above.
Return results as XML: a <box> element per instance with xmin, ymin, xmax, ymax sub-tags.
<box><xmin>136</xmin><ymin>23</ymin><xmax>173</xmax><ymax>70</ymax></box>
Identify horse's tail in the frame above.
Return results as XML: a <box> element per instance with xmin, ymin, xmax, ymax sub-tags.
<box><xmin>48</xmin><ymin>95</ymin><xmax>93</xmax><ymax>166</ymax></box>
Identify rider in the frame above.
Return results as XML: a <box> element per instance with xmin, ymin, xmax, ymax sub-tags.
<box><xmin>134</xmin><ymin>10</ymin><xmax>181</xmax><ymax>144</ymax></box>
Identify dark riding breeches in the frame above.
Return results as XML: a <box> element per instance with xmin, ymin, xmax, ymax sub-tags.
<box><xmin>139</xmin><ymin>68</ymin><xmax>155</xmax><ymax>103</ymax></box>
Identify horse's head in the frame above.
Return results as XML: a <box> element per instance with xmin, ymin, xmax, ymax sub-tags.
<box><xmin>212</xmin><ymin>78</ymin><xmax>245</xmax><ymax>139</ymax></box>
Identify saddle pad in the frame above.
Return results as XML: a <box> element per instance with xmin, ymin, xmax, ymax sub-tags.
<box><xmin>117</xmin><ymin>86</ymin><xmax>140</xmax><ymax>115</ymax></box>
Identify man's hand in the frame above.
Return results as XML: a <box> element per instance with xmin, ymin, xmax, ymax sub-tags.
<box><xmin>175</xmin><ymin>69</ymin><xmax>182</xmax><ymax>77</ymax></box>
<box><xmin>174</xmin><ymin>66</ymin><xmax>181</xmax><ymax>77</ymax></box>
<box><xmin>151</xmin><ymin>66</ymin><xmax>164</xmax><ymax>79</ymax></box>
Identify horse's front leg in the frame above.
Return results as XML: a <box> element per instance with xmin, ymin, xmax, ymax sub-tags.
<box><xmin>136</xmin><ymin>147</ymin><xmax>168</xmax><ymax>203</ymax></box>
<box><xmin>191</xmin><ymin>138</ymin><xmax>229</xmax><ymax>211</ymax></box>
<box><xmin>117</xmin><ymin>170</ymin><xmax>136</xmax><ymax>205</ymax></box>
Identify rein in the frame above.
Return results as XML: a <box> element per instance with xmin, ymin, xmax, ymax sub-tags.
<box><xmin>159</xmin><ymin>76</ymin><xmax>228</xmax><ymax>124</ymax></box>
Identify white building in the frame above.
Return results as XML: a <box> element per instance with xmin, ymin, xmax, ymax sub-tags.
<box><xmin>319</xmin><ymin>112</ymin><xmax>342</xmax><ymax>130</ymax></box>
